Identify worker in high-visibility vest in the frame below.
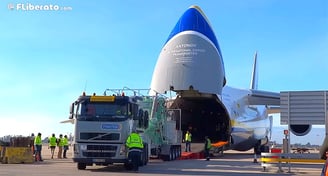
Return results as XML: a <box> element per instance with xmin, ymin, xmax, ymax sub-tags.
<box><xmin>34</xmin><ymin>132</ymin><xmax>43</xmax><ymax>161</ymax></box>
<box><xmin>204</xmin><ymin>136</ymin><xmax>212</xmax><ymax>161</ymax></box>
<box><xmin>126</xmin><ymin>128</ymin><xmax>144</xmax><ymax>172</ymax></box>
<box><xmin>48</xmin><ymin>133</ymin><xmax>57</xmax><ymax>159</ymax></box>
<box><xmin>57</xmin><ymin>134</ymin><xmax>64</xmax><ymax>159</ymax></box>
<box><xmin>63</xmin><ymin>135</ymin><xmax>69</xmax><ymax>159</ymax></box>
<box><xmin>185</xmin><ymin>130</ymin><xmax>192</xmax><ymax>152</ymax></box>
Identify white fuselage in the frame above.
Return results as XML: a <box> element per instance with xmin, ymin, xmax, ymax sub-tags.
<box><xmin>150</xmin><ymin>6</ymin><xmax>272</xmax><ymax>151</ymax></box>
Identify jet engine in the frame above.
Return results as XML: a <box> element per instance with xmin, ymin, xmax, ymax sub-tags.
<box><xmin>289</xmin><ymin>124</ymin><xmax>312</xmax><ymax>136</ymax></box>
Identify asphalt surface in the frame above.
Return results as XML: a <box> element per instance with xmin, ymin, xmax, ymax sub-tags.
<box><xmin>0</xmin><ymin>146</ymin><xmax>323</xmax><ymax>176</ymax></box>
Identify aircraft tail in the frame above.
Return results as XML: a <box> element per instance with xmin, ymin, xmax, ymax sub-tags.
<box><xmin>250</xmin><ymin>51</ymin><xmax>258</xmax><ymax>90</ymax></box>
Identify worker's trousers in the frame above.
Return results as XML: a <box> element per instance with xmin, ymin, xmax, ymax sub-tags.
<box><xmin>34</xmin><ymin>145</ymin><xmax>43</xmax><ymax>161</ymax></box>
<box><xmin>185</xmin><ymin>141</ymin><xmax>191</xmax><ymax>152</ymax></box>
<box><xmin>204</xmin><ymin>148</ymin><xmax>210</xmax><ymax>160</ymax></box>
<box><xmin>57</xmin><ymin>146</ymin><xmax>63</xmax><ymax>159</ymax></box>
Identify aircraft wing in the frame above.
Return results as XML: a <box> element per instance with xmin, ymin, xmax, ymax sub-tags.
<box><xmin>247</xmin><ymin>90</ymin><xmax>280</xmax><ymax>114</ymax></box>
<box><xmin>247</xmin><ymin>89</ymin><xmax>280</xmax><ymax>106</ymax></box>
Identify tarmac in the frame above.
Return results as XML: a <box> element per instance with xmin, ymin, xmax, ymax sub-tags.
<box><xmin>0</xmin><ymin>145</ymin><xmax>324</xmax><ymax>176</ymax></box>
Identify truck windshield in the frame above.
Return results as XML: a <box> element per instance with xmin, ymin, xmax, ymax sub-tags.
<box><xmin>77</xmin><ymin>102</ymin><xmax>129</xmax><ymax>122</ymax></box>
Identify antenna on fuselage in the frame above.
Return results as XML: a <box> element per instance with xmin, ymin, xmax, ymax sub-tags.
<box><xmin>250</xmin><ymin>51</ymin><xmax>258</xmax><ymax>90</ymax></box>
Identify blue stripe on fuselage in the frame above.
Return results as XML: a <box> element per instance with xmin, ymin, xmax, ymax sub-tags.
<box><xmin>165</xmin><ymin>7</ymin><xmax>222</xmax><ymax>56</ymax></box>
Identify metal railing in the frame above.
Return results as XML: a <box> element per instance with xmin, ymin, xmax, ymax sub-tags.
<box><xmin>260</xmin><ymin>152</ymin><xmax>324</xmax><ymax>173</ymax></box>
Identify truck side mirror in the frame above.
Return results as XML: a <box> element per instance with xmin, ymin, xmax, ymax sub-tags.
<box><xmin>69</xmin><ymin>103</ymin><xmax>74</xmax><ymax>119</ymax></box>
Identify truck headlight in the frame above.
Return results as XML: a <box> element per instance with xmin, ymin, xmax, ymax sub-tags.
<box><xmin>80</xmin><ymin>144</ymin><xmax>87</xmax><ymax>151</ymax></box>
<box><xmin>119</xmin><ymin>145</ymin><xmax>126</xmax><ymax>155</ymax></box>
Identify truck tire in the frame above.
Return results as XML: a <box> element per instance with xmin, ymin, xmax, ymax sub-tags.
<box><xmin>139</xmin><ymin>152</ymin><xmax>145</xmax><ymax>166</ymax></box>
<box><xmin>143</xmin><ymin>144</ymin><xmax>149</xmax><ymax>165</ymax></box>
<box><xmin>77</xmin><ymin>163</ymin><xmax>86</xmax><ymax>170</ymax></box>
<box><xmin>178</xmin><ymin>146</ymin><xmax>182</xmax><ymax>157</ymax></box>
<box><xmin>169</xmin><ymin>149</ymin><xmax>174</xmax><ymax>161</ymax></box>
<box><xmin>177</xmin><ymin>146</ymin><xmax>181</xmax><ymax>157</ymax></box>
<box><xmin>174</xmin><ymin>147</ymin><xmax>179</xmax><ymax>159</ymax></box>
<box><xmin>139</xmin><ymin>143</ymin><xmax>148</xmax><ymax>166</ymax></box>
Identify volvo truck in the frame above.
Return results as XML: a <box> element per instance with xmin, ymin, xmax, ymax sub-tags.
<box><xmin>68</xmin><ymin>89</ymin><xmax>182</xmax><ymax>170</ymax></box>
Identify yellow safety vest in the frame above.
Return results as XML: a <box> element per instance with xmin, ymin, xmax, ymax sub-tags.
<box><xmin>185</xmin><ymin>133</ymin><xmax>192</xmax><ymax>142</ymax></box>
<box><xmin>49</xmin><ymin>136</ymin><xmax>57</xmax><ymax>147</ymax></box>
<box><xmin>206</xmin><ymin>138</ymin><xmax>211</xmax><ymax>149</ymax></box>
<box><xmin>63</xmin><ymin>137</ymin><xmax>68</xmax><ymax>146</ymax></box>
<box><xmin>58</xmin><ymin>137</ymin><xmax>64</xmax><ymax>147</ymax></box>
<box><xmin>126</xmin><ymin>133</ymin><xmax>143</xmax><ymax>149</ymax></box>
<box><xmin>34</xmin><ymin>136</ymin><xmax>42</xmax><ymax>145</ymax></box>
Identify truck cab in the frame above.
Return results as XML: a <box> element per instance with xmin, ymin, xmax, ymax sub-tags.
<box><xmin>69</xmin><ymin>93</ymin><xmax>146</xmax><ymax>170</ymax></box>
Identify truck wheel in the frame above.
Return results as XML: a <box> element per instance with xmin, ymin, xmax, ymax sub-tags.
<box><xmin>143</xmin><ymin>145</ymin><xmax>148</xmax><ymax>165</ymax></box>
<box><xmin>169</xmin><ymin>149</ymin><xmax>174</xmax><ymax>161</ymax></box>
<box><xmin>177</xmin><ymin>146</ymin><xmax>181</xmax><ymax>157</ymax></box>
<box><xmin>143</xmin><ymin>150</ymin><xmax>148</xmax><ymax>166</ymax></box>
<box><xmin>174</xmin><ymin>148</ymin><xmax>179</xmax><ymax>159</ymax></box>
<box><xmin>77</xmin><ymin>163</ymin><xmax>86</xmax><ymax>170</ymax></box>
<box><xmin>139</xmin><ymin>152</ymin><xmax>145</xmax><ymax>166</ymax></box>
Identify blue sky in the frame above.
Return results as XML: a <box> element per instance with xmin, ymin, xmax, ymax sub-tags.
<box><xmin>0</xmin><ymin>0</ymin><xmax>327</xmax><ymax>143</ymax></box>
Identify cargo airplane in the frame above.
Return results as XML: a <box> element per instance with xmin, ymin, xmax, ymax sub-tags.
<box><xmin>149</xmin><ymin>5</ymin><xmax>280</xmax><ymax>151</ymax></box>
<box><xmin>62</xmin><ymin>5</ymin><xmax>281</xmax><ymax>152</ymax></box>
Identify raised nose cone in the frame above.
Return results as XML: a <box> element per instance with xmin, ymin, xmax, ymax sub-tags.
<box><xmin>165</xmin><ymin>5</ymin><xmax>222</xmax><ymax>55</ymax></box>
<box><xmin>150</xmin><ymin>5</ymin><xmax>226</xmax><ymax>95</ymax></box>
